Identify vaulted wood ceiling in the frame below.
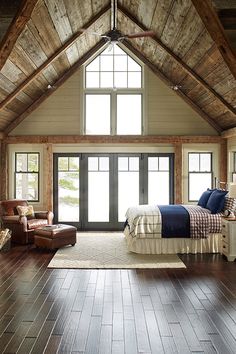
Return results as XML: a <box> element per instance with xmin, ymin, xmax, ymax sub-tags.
<box><xmin>0</xmin><ymin>0</ymin><xmax>235</xmax><ymax>136</ymax></box>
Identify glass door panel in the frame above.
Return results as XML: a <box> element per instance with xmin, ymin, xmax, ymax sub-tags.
<box><xmin>148</xmin><ymin>156</ymin><xmax>170</xmax><ymax>205</ymax></box>
<box><xmin>58</xmin><ymin>156</ymin><xmax>80</xmax><ymax>222</ymax></box>
<box><xmin>88</xmin><ymin>157</ymin><xmax>109</xmax><ymax>222</ymax></box>
<box><xmin>118</xmin><ymin>156</ymin><xmax>140</xmax><ymax>222</ymax></box>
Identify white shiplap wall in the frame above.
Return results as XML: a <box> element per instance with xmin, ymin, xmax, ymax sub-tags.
<box><xmin>10</xmin><ymin>64</ymin><xmax>218</xmax><ymax>136</ymax></box>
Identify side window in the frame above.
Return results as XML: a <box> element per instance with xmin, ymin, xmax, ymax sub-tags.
<box><xmin>15</xmin><ymin>153</ymin><xmax>39</xmax><ymax>201</ymax></box>
<box><xmin>188</xmin><ymin>152</ymin><xmax>212</xmax><ymax>202</ymax></box>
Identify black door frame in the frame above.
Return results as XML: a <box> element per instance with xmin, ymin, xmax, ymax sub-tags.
<box><xmin>53</xmin><ymin>152</ymin><xmax>174</xmax><ymax>231</ymax></box>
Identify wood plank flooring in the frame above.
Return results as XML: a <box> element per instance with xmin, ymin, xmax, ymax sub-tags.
<box><xmin>0</xmin><ymin>244</ymin><xmax>235</xmax><ymax>353</ymax></box>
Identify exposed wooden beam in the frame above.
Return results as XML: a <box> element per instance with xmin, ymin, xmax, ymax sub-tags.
<box><xmin>220</xmin><ymin>139</ymin><xmax>227</xmax><ymax>183</ymax></box>
<box><xmin>118</xmin><ymin>4</ymin><xmax>236</xmax><ymax>116</ymax></box>
<box><xmin>222</xmin><ymin>127</ymin><xmax>236</xmax><ymax>138</ymax></box>
<box><xmin>44</xmin><ymin>144</ymin><xmax>53</xmax><ymax>211</ymax></box>
<box><xmin>124</xmin><ymin>40</ymin><xmax>222</xmax><ymax>134</ymax></box>
<box><xmin>0</xmin><ymin>0</ymin><xmax>39</xmax><ymax>71</ymax></box>
<box><xmin>0</xmin><ymin>4</ymin><xmax>110</xmax><ymax>112</ymax></box>
<box><xmin>218</xmin><ymin>9</ymin><xmax>236</xmax><ymax>30</ymax></box>
<box><xmin>191</xmin><ymin>0</ymin><xmax>236</xmax><ymax>79</ymax></box>
<box><xmin>0</xmin><ymin>141</ymin><xmax>7</xmax><ymax>200</ymax></box>
<box><xmin>4</xmin><ymin>135</ymin><xmax>223</xmax><ymax>144</ymax></box>
<box><xmin>4</xmin><ymin>40</ymin><xmax>105</xmax><ymax>135</ymax></box>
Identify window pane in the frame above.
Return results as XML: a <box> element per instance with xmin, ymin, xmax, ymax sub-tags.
<box><xmin>58</xmin><ymin>171</ymin><xmax>79</xmax><ymax>222</ymax></box>
<box><xmin>99</xmin><ymin>157</ymin><xmax>109</xmax><ymax>171</ymax></box>
<box><xmin>100</xmin><ymin>55</ymin><xmax>113</xmax><ymax>71</ymax></box>
<box><xmin>86</xmin><ymin>95</ymin><xmax>110</xmax><ymax>135</ymax></box>
<box><xmin>189</xmin><ymin>154</ymin><xmax>199</xmax><ymax>172</ymax></box>
<box><xmin>128</xmin><ymin>56</ymin><xmax>141</xmax><ymax>71</ymax></box>
<box><xmin>102</xmin><ymin>46</ymin><xmax>114</xmax><ymax>55</ymax></box>
<box><xmin>86</xmin><ymin>72</ymin><xmax>99</xmax><ymax>88</ymax></box>
<box><xmin>69</xmin><ymin>157</ymin><xmax>79</xmax><ymax>171</ymax></box>
<box><xmin>148</xmin><ymin>172</ymin><xmax>169</xmax><ymax>205</ymax></box>
<box><xmin>148</xmin><ymin>157</ymin><xmax>158</xmax><ymax>171</ymax></box>
<box><xmin>117</xmin><ymin>94</ymin><xmax>142</xmax><ymax>135</ymax></box>
<box><xmin>16</xmin><ymin>154</ymin><xmax>27</xmax><ymax>172</ymax></box>
<box><xmin>189</xmin><ymin>173</ymin><xmax>212</xmax><ymax>201</ymax></box>
<box><xmin>114</xmin><ymin>45</ymin><xmax>124</xmax><ymax>55</ymax></box>
<box><xmin>128</xmin><ymin>72</ymin><xmax>141</xmax><ymax>88</ymax></box>
<box><xmin>88</xmin><ymin>171</ymin><xmax>109</xmax><ymax>221</ymax></box>
<box><xmin>100</xmin><ymin>72</ymin><xmax>113</xmax><ymax>88</ymax></box>
<box><xmin>159</xmin><ymin>157</ymin><xmax>169</xmax><ymax>171</ymax></box>
<box><xmin>118</xmin><ymin>157</ymin><xmax>128</xmax><ymax>171</ymax></box>
<box><xmin>129</xmin><ymin>157</ymin><xmax>139</xmax><ymax>171</ymax></box>
<box><xmin>114</xmin><ymin>55</ymin><xmax>127</xmax><ymax>71</ymax></box>
<box><xmin>200</xmin><ymin>154</ymin><xmax>211</xmax><ymax>172</ymax></box>
<box><xmin>118</xmin><ymin>171</ymin><xmax>139</xmax><ymax>222</ymax></box>
<box><xmin>15</xmin><ymin>173</ymin><xmax>38</xmax><ymax>201</ymax></box>
<box><xmin>28</xmin><ymin>154</ymin><xmax>39</xmax><ymax>172</ymax></box>
<box><xmin>88</xmin><ymin>157</ymin><xmax>98</xmax><ymax>171</ymax></box>
<box><xmin>58</xmin><ymin>157</ymin><xmax>69</xmax><ymax>171</ymax></box>
<box><xmin>86</xmin><ymin>56</ymin><xmax>99</xmax><ymax>71</ymax></box>
<box><xmin>114</xmin><ymin>72</ymin><xmax>127</xmax><ymax>88</ymax></box>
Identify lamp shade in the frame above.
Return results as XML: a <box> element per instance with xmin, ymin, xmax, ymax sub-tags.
<box><xmin>229</xmin><ymin>183</ymin><xmax>236</xmax><ymax>198</ymax></box>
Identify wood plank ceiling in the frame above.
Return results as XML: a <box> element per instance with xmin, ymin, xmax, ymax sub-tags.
<box><xmin>0</xmin><ymin>0</ymin><xmax>235</xmax><ymax>135</ymax></box>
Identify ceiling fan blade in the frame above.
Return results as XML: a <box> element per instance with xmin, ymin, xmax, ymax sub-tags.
<box><xmin>125</xmin><ymin>31</ymin><xmax>155</xmax><ymax>39</ymax></box>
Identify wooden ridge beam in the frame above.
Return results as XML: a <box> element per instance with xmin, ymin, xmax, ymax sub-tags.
<box><xmin>0</xmin><ymin>4</ymin><xmax>110</xmax><ymax>112</ymax></box>
<box><xmin>4</xmin><ymin>40</ymin><xmax>105</xmax><ymax>135</ymax></box>
<box><xmin>0</xmin><ymin>0</ymin><xmax>39</xmax><ymax>71</ymax></box>
<box><xmin>118</xmin><ymin>4</ymin><xmax>236</xmax><ymax>116</ymax></box>
<box><xmin>124</xmin><ymin>40</ymin><xmax>222</xmax><ymax>134</ymax></box>
<box><xmin>191</xmin><ymin>0</ymin><xmax>236</xmax><ymax>79</ymax></box>
<box><xmin>4</xmin><ymin>135</ymin><xmax>223</xmax><ymax>144</ymax></box>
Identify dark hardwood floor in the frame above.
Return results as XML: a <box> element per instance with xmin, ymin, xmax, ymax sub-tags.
<box><xmin>0</xmin><ymin>244</ymin><xmax>235</xmax><ymax>353</ymax></box>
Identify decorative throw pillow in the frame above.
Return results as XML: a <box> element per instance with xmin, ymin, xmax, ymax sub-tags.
<box><xmin>223</xmin><ymin>196</ymin><xmax>236</xmax><ymax>212</ymax></box>
<box><xmin>206</xmin><ymin>189</ymin><xmax>228</xmax><ymax>214</ymax></box>
<box><xmin>16</xmin><ymin>205</ymin><xmax>35</xmax><ymax>217</ymax></box>
<box><xmin>197</xmin><ymin>189</ymin><xmax>213</xmax><ymax>208</ymax></box>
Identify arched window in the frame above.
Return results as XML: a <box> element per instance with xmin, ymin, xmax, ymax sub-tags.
<box><xmin>84</xmin><ymin>45</ymin><xmax>143</xmax><ymax>135</ymax></box>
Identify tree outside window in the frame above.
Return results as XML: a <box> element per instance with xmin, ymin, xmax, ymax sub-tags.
<box><xmin>15</xmin><ymin>153</ymin><xmax>39</xmax><ymax>201</ymax></box>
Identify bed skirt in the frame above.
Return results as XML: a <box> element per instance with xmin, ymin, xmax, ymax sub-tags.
<box><xmin>124</xmin><ymin>227</ymin><xmax>222</xmax><ymax>254</ymax></box>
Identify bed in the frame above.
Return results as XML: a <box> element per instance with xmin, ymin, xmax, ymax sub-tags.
<box><xmin>124</xmin><ymin>204</ymin><xmax>223</xmax><ymax>254</ymax></box>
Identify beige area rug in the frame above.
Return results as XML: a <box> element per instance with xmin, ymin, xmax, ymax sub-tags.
<box><xmin>48</xmin><ymin>232</ymin><xmax>186</xmax><ymax>269</ymax></box>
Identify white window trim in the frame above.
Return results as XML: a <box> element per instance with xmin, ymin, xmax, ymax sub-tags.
<box><xmin>182</xmin><ymin>144</ymin><xmax>220</xmax><ymax>204</ymax></box>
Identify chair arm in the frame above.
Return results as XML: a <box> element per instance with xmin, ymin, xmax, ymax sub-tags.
<box><xmin>35</xmin><ymin>211</ymin><xmax>54</xmax><ymax>224</ymax></box>
<box><xmin>1</xmin><ymin>215</ymin><xmax>28</xmax><ymax>231</ymax></box>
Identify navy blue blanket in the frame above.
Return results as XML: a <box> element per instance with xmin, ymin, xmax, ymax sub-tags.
<box><xmin>158</xmin><ymin>205</ymin><xmax>190</xmax><ymax>238</ymax></box>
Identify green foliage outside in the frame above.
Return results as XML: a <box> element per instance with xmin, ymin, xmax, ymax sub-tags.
<box><xmin>59</xmin><ymin>196</ymin><xmax>79</xmax><ymax>206</ymax></box>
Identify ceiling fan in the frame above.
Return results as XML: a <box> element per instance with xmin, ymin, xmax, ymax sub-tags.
<box><xmin>81</xmin><ymin>0</ymin><xmax>155</xmax><ymax>46</ymax></box>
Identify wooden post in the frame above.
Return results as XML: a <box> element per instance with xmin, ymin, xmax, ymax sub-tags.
<box><xmin>44</xmin><ymin>144</ymin><xmax>53</xmax><ymax>211</ymax></box>
<box><xmin>220</xmin><ymin>139</ymin><xmax>228</xmax><ymax>184</ymax></box>
<box><xmin>174</xmin><ymin>143</ymin><xmax>182</xmax><ymax>204</ymax></box>
<box><xmin>0</xmin><ymin>141</ymin><xmax>8</xmax><ymax>200</ymax></box>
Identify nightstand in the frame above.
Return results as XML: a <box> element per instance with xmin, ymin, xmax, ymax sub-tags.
<box><xmin>221</xmin><ymin>218</ymin><xmax>236</xmax><ymax>261</ymax></box>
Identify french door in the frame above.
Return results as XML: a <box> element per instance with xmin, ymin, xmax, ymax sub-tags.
<box><xmin>53</xmin><ymin>153</ymin><xmax>174</xmax><ymax>230</ymax></box>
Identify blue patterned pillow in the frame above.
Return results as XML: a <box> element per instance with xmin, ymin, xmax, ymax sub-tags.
<box><xmin>206</xmin><ymin>189</ymin><xmax>228</xmax><ymax>214</ymax></box>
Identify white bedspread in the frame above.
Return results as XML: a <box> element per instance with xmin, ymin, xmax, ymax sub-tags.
<box><xmin>125</xmin><ymin>205</ymin><xmax>162</xmax><ymax>239</ymax></box>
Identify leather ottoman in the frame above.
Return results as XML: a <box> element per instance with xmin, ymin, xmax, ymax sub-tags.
<box><xmin>34</xmin><ymin>224</ymin><xmax>77</xmax><ymax>250</ymax></box>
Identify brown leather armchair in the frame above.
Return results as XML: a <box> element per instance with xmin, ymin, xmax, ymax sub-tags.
<box><xmin>0</xmin><ymin>199</ymin><xmax>54</xmax><ymax>244</ymax></box>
